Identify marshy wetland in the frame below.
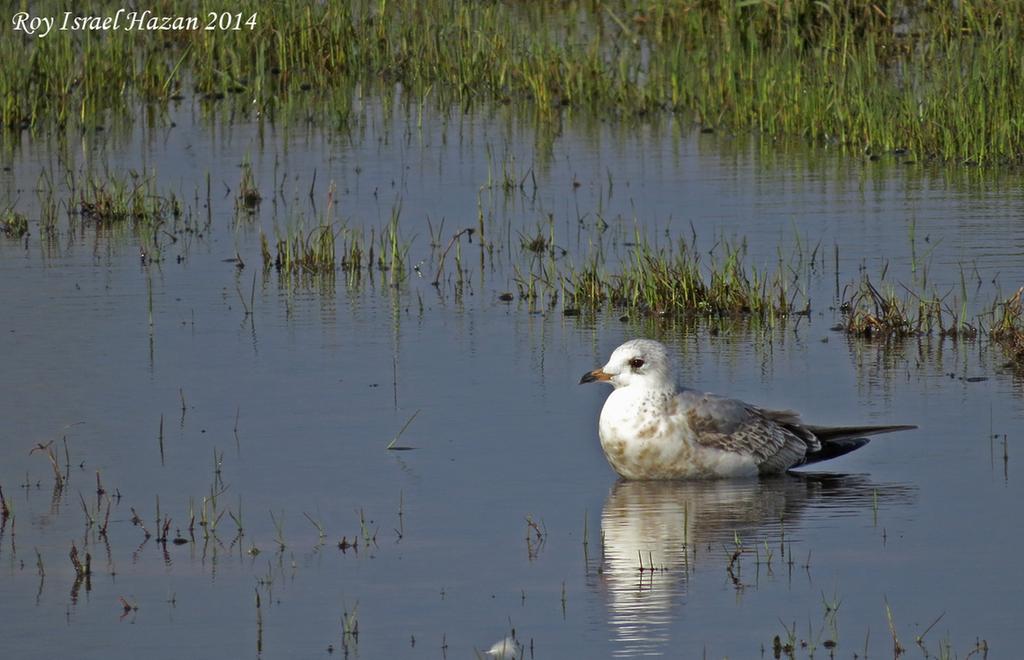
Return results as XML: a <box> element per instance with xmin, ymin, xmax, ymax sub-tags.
<box><xmin>2</xmin><ymin>1</ymin><xmax>1023</xmax><ymax>658</ymax></box>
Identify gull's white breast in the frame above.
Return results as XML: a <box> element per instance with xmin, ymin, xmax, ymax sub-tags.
<box><xmin>598</xmin><ymin>387</ymin><xmax>758</xmax><ymax>479</ymax></box>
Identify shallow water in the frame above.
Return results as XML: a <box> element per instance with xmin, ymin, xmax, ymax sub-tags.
<box><xmin>1</xmin><ymin>100</ymin><xmax>1021</xmax><ymax>658</ymax></box>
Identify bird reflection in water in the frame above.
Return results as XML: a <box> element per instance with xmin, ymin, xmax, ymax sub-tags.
<box><xmin>591</xmin><ymin>473</ymin><xmax>915</xmax><ymax>657</ymax></box>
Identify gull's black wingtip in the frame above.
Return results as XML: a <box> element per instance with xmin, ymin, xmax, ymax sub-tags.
<box><xmin>799</xmin><ymin>437</ymin><xmax>872</xmax><ymax>467</ymax></box>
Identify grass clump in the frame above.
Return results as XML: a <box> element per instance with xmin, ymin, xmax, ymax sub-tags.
<box><xmin>842</xmin><ymin>276</ymin><xmax>980</xmax><ymax>340</ymax></box>
<box><xmin>259</xmin><ymin>202</ymin><xmax>410</xmax><ymax>287</ymax></box>
<box><xmin>991</xmin><ymin>287</ymin><xmax>1024</xmax><ymax>365</ymax></box>
<box><xmin>565</xmin><ymin>237</ymin><xmax>800</xmax><ymax>320</ymax></box>
<box><xmin>79</xmin><ymin>175</ymin><xmax>181</xmax><ymax>226</ymax></box>
<box><xmin>340</xmin><ymin>229</ymin><xmax>367</xmax><ymax>286</ymax></box>
<box><xmin>521</xmin><ymin>231</ymin><xmax>550</xmax><ymax>256</ymax></box>
<box><xmin>376</xmin><ymin>203</ymin><xmax>411</xmax><ymax>286</ymax></box>
<box><xmin>236</xmin><ymin>162</ymin><xmax>262</xmax><ymax>213</ymax></box>
<box><xmin>0</xmin><ymin>209</ymin><xmax>29</xmax><ymax>238</ymax></box>
<box><xmin>261</xmin><ymin>224</ymin><xmax>337</xmax><ymax>275</ymax></box>
<box><xmin>842</xmin><ymin>277</ymin><xmax>921</xmax><ymax>339</ymax></box>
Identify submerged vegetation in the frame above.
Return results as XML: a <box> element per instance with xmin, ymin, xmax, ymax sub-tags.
<box><xmin>4</xmin><ymin>1</ymin><xmax>1024</xmax><ymax>164</ymax></box>
<box><xmin>841</xmin><ymin>276</ymin><xmax>975</xmax><ymax>340</ymax></box>
<box><xmin>991</xmin><ymin>288</ymin><xmax>1024</xmax><ymax>366</ymax></box>
<box><xmin>840</xmin><ymin>276</ymin><xmax>1024</xmax><ymax>368</ymax></box>
<box><xmin>565</xmin><ymin>238</ymin><xmax>805</xmax><ymax>320</ymax></box>
<box><xmin>1</xmin><ymin>209</ymin><xmax>28</xmax><ymax>238</ymax></box>
<box><xmin>8</xmin><ymin>155</ymin><xmax>1023</xmax><ymax>370</ymax></box>
<box><xmin>261</xmin><ymin>223</ymin><xmax>336</xmax><ymax>275</ymax></box>
<box><xmin>243</xmin><ymin>193</ymin><xmax>1024</xmax><ymax>370</ymax></box>
<box><xmin>235</xmin><ymin>163</ymin><xmax>262</xmax><ymax>214</ymax></box>
<box><xmin>259</xmin><ymin>200</ymin><xmax>409</xmax><ymax>285</ymax></box>
<box><xmin>78</xmin><ymin>175</ymin><xmax>181</xmax><ymax>227</ymax></box>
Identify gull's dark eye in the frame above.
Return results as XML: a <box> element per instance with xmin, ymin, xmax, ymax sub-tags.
<box><xmin>629</xmin><ymin>357</ymin><xmax>644</xmax><ymax>370</ymax></box>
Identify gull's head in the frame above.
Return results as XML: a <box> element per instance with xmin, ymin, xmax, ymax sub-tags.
<box><xmin>579</xmin><ymin>339</ymin><xmax>675</xmax><ymax>390</ymax></box>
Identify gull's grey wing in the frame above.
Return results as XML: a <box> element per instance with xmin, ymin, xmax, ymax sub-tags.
<box><xmin>677</xmin><ymin>389</ymin><xmax>821</xmax><ymax>473</ymax></box>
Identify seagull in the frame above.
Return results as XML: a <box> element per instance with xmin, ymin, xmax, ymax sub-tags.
<box><xmin>580</xmin><ymin>339</ymin><xmax>916</xmax><ymax>479</ymax></box>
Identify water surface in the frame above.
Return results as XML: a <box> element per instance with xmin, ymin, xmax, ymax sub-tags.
<box><xmin>1</xmin><ymin>100</ymin><xmax>1021</xmax><ymax>658</ymax></box>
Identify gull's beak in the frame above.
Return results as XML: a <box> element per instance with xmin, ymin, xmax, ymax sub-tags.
<box><xmin>579</xmin><ymin>368</ymin><xmax>611</xmax><ymax>384</ymax></box>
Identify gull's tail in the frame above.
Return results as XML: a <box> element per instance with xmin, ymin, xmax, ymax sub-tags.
<box><xmin>806</xmin><ymin>423</ymin><xmax>917</xmax><ymax>442</ymax></box>
<box><xmin>800</xmin><ymin>424</ymin><xmax>916</xmax><ymax>467</ymax></box>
